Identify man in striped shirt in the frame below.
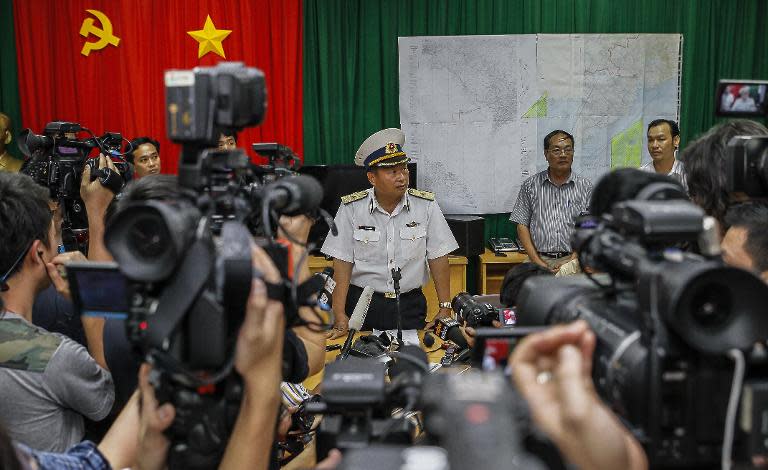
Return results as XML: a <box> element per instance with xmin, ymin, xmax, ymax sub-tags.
<box><xmin>510</xmin><ymin>130</ymin><xmax>593</xmax><ymax>272</ymax></box>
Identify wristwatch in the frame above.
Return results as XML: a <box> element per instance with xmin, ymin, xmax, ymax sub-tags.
<box><xmin>438</xmin><ymin>301</ymin><xmax>452</xmax><ymax>309</ymax></box>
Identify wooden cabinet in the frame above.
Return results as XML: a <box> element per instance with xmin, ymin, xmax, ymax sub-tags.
<box><xmin>308</xmin><ymin>255</ymin><xmax>468</xmax><ymax>322</ymax></box>
<box><xmin>477</xmin><ymin>249</ymin><xmax>529</xmax><ymax>294</ymax></box>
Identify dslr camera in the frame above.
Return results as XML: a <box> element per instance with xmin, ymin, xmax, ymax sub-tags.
<box><xmin>19</xmin><ymin>121</ymin><xmax>130</xmax><ymax>252</ymax></box>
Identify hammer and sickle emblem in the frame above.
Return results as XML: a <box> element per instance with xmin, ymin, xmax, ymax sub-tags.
<box><xmin>79</xmin><ymin>9</ymin><xmax>120</xmax><ymax>56</ymax></box>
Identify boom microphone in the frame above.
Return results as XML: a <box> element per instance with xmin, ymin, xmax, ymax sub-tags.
<box><xmin>265</xmin><ymin>175</ymin><xmax>324</xmax><ymax>215</ymax></box>
<box><xmin>339</xmin><ymin>286</ymin><xmax>374</xmax><ymax>360</ymax></box>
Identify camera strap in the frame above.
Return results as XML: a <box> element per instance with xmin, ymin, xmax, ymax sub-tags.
<box><xmin>146</xmin><ymin>238</ymin><xmax>213</xmax><ymax>349</ymax></box>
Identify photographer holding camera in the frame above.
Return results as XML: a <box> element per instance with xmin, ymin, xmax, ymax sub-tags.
<box><xmin>0</xmin><ymin>241</ymin><xmax>293</xmax><ymax>470</ymax></box>
<box><xmin>0</xmin><ymin>171</ymin><xmax>114</xmax><ymax>452</ymax></box>
<box><xmin>510</xmin><ymin>320</ymin><xmax>648</xmax><ymax>470</ymax></box>
<box><xmin>680</xmin><ymin>119</ymin><xmax>768</xmax><ymax>232</ymax></box>
<box><xmin>722</xmin><ymin>201</ymin><xmax>768</xmax><ymax>282</ymax></box>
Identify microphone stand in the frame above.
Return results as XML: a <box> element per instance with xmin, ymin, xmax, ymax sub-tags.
<box><xmin>391</xmin><ymin>267</ymin><xmax>403</xmax><ymax>349</ymax></box>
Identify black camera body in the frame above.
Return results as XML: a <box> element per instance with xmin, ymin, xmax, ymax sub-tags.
<box><xmin>310</xmin><ymin>353</ymin><xmax>546</xmax><ymax>470</ymax></box>
<box><xmin>517</xmin><ymin>198</ymin><xmax>768</xmax><ymax>467</ymax></box>
<box><xmin>102</xmin><ymin>62</ymin><xmax>325</xmax><ymax>470</ymax></box>
<box><xmin>165</xmin><ymin>63</ymin><xmax>266</xmax><ymax>144</ymax></box>
<box><xmin>726</xmin><ymin>135</ymin><xmax>768</xmax><ymax>198</ymax></box>
<box><xmin>19</xmin><ymin>121</ymin><xmax>130</xmax><ymax>252</ymax></box>
<box><xmin>452</xmin><ymin>292</ymin><xmax>498</xmax><ymax>328</ymax></box>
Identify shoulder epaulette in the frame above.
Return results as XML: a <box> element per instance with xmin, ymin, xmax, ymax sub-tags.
<box><xmin>408</xmin><ymin>188</ymin><xmax>435</xmax><ymax>201</ymax></box>
<box><xmin>341</xmin><ymin>190</ymin><xmax>368</xmax><ymax>205</ymax></box>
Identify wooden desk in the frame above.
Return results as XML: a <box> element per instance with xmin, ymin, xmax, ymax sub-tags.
<box><xmin>477</xmin><ymin>248</ymin><xmax>529</xmax><ymax>294</ymax></box>
<box><xmin>308</xmin><ymin>255</ymin><xmax>468</xmax><ymax>322</ymax></box>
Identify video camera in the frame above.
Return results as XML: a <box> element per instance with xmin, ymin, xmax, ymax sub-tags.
<box><xmin>726</xmin><ymin>135</ymin><xmax>768</xmax><ymax>198</ymax></box>
<box><xmin>308</xmin><ymin>347</ymin><xmax>546</xmax><ymax>469</ymax></box>
<box><xmin>100</xmin><ymin>62</ymin><xmax>327</xmax><ymax>470</ymax></box>
<box><xmin>19</xmin><ymin>121</ymin><xmax>130</xmax><ymax>252</ymax></box>
<box><xmin>516</xmin><ymin>196</ymin><xmax>768</xmax><ymax>467</ymax></box>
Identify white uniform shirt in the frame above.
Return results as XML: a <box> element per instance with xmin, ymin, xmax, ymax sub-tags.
<box><xmin>321</xmin><ymin>188</ymin><xmax>458</xmax><ymax>293</ymax></box>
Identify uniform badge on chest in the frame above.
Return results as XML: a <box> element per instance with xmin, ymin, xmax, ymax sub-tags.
<box><xmin>405</xmin><ymin>221</ymin><xmax>420</xmax><ymax>240</ymax></box>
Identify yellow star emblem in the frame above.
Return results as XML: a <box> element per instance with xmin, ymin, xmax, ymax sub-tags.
<box><xmin>187</xmin><ymin>15</ymin><xmax>232</xmax><ymax>59</ymax></box>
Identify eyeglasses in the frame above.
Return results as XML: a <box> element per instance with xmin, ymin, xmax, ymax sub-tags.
<box><xmin>547</xmin><ymin>147</ymin><xmax>574</xmax><ymax>157</ymax></box>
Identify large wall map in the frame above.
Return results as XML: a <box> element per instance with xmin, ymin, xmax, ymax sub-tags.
<box><xmin>398</xmin><ymin>34</ymin><xmax>682</xmax><ymax>214</ymax></box>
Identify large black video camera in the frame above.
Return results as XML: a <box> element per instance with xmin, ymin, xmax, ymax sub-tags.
<box><xmin>516</xmin><ymin>197</ymin><xmax>768</xmax><ymax>467</ymax></box>
<box><xmin>102</xmin><ymin>62</ymin><xmax>326</xmax><ymax>470</ymax></box>
<box><xmin>308</xmin><ymin>347</ymin><xmax>546</xmax><ymax>469</ymax></box>
<box><xmin>726</xmin><ymin>135</ymin><xmax>768</xmax><ymax>198</ymax></box>
<box><xmin>19</xmin><ymin>121</ymin><xmax>130</xmax><ymax>252</ymax></box>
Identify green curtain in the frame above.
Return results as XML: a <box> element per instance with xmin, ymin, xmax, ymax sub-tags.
<box><xmin>304</xmin><ymin>0</ymin><xmax>768</xmax><ymax>243</ymax></box>
<box><xmin>0</xmin><ymin>0</ymin><xmax>22</xmax><ymax>158</ymax></box>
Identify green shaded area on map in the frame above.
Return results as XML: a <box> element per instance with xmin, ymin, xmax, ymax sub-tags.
<box><xmin>523</xmin><ymin>93</ymin><xmax>548</xmax><ymax>118</ymax></box>
<box><xmin>610</xmin><ymin>119</ymin><xmax>643</xmax><ymax>168</ymax></box>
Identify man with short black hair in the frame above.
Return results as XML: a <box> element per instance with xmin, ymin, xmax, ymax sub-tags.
<box><xmin>641</xmin><ymin>119</ymin><xmax>687</xmax><ymax>191</ymax></box>
<box><xmin>218</xmin><ymin>131</ymin><xmax>238</xmax><ymax>150</ymax></box>
<box><xmin>126</xmin><ymin>136</ymin><xmax>161</xmax><ymax>177</ymax></box>
<box><xmin>510</xmin><ymin>129</ymin><xmax>592</xmax><ymax>273</ymax></box>
<box><xmin>722</xmin><ymin>201</ymin><xmax>768</xmax><ymax>283</ymax></box>
<box><xmin>0</xmin><ymin>172</ymin><xmax>113</xmax><ymax>452</ymax></box>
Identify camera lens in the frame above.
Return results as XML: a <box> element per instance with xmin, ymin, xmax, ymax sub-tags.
<box><xmin>689</xmin><ymin>285</ymin><xmax>732</xmax><ymax>327</ymax></box>
<box><xmin>128</xmin><ymin>214</ymin><xmax>171</xmax><ymax>260</ymax></box>
<box><xmin>105</xmin><ymin>200</ymin><xmax>199</xmax><ymax>282</ymax></box>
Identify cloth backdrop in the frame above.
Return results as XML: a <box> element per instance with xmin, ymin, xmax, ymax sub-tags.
<box><xmin>13</xmin><ymin>0</ymin><xmax>303</xmax><ymax>173</ymax></box>
<box><xmin>303</xmin><ymin>0</ymin><xmax>768</xmax><ymax>241</ymax></box>
<box><xmin>0</xmin><ymin>0</ymin><xmax>23</xmax><ymax>158</ymax></box>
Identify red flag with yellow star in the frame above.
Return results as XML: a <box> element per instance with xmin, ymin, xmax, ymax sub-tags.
<box><xmin>13</xmin><ymin>0</ymin><xmax>303</xmax><ymax>173</ymax></box>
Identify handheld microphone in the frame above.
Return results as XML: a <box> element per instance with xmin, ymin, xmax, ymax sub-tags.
<box><xmin>338</xmin><ymin>286</ymin><xmax>374</xmax><ymax>360</ymax></box>
<box><xmin>433</xmin><ymin>317</ymin><xmax>469</xmax><ymax>350</ymax></box>
<box><xmin>265</xmin><ymin>175</ymin><xmax>324</xmax><ymax>216</ymax></box>
<box><xmin>423</xmin><ymin>331</ymin><xmax>435</xmax><ymax>348</ymax></box>
<box><xmin>315</xmin><ymin>267</ymin><xmax>335</xmax><ymax>310</ymax></box>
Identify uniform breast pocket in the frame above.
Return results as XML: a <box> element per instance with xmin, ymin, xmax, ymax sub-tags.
<box><xmin>399</xmin><ymin>226</ymin><xmax>427</xmax><ymax>260</ymax></box>
<box><xmin>353</xmin><ymin>228</ymin><xmax>381</xmax><ymax>262</ymax></box>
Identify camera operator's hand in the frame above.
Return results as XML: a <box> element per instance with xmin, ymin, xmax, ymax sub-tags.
<box><xmin>460</xmin><ymin>321</ymin><xmax>502</xmax><ymax>348</ymax></box>
<box><xmin>218</xmin><ymin>242</ymin><xmax>285</xmax><ymax>470</ymax></box>
<box><xmin>327</xmin><ymin>315</ymin><xmax>349</xmax><ymax>340</ymax></box>
<box><xmin>44</xmin><ymin>251</ymin><xmax>88</xmax><ymax>301</ymax></box>
<box><xmin>45</xmin><ymin>251</ymin><xmax>109</xmax><ymax>369</ymax></box>
<box><xmin>136</xmin><ymin>363</ymin><xmax>175</xmax><ymax>470</ymax></box>
<box><xmin>314</xmin><ymin>449</ymin><xmax>343</xmax><ymax>469</ymax></box>
<box><xmin>510</xmin><ymin>320</ymin><xmax>648</xmax><ymax>470</ymax></box>
<box><xmin>235</xmin><ymin>243</ymin><xmax>286</xmax><ymax>382</ymax></box>
<box><xmin>278</xmin><ymin>214</ymin><xmax>314</xmax><ymax>244</ymax></box>
<box><xmin>81</xmin><ymin>153</ymin><xmax>118</xmax><ymax>217</ymax></box>
<box><xmin>82</xmin><ymin>153</ymin><xmax>119</xmax><ymax>262</ymax></box>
